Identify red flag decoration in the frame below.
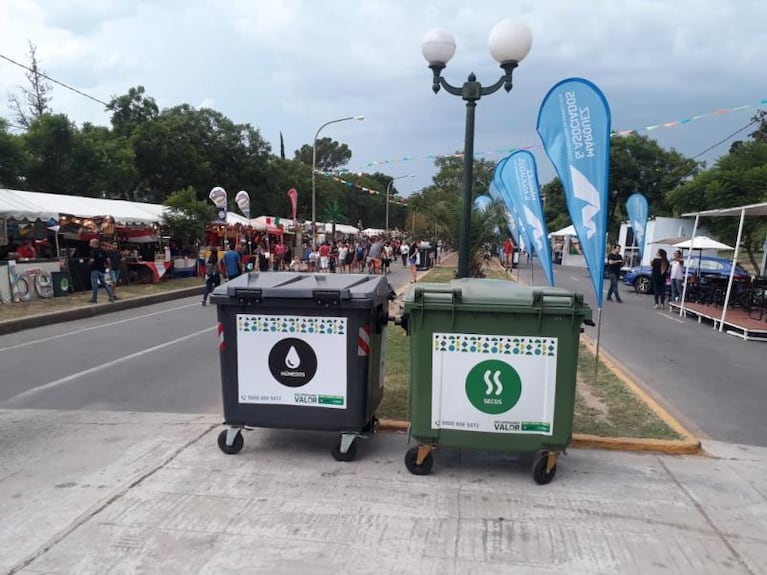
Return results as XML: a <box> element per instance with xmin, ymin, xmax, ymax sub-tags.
<box><xmin>287</xmin><ymin>188</ymin><xmax>298</xmax><ymax>221</ymax></box>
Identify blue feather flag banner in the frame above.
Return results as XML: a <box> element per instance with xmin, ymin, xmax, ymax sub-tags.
<box><xmin>489</xmin><ymin>182</ymin><xmax>521</xmax><ymax>244</ymax></box>
<box><xmin>492</xmin><ymin>157</ymin><xmax>533</xmax><ymax>254</ymax></box>
<box><xmin>626</xmin><ymin>192</ymin><xmax>649</xmax><ymax>264</ymax></box>
<box><xmin>537</xmin><ymin>77</ymin><xmax>611</xmax><ymax>306</ymax></box>
<box><xmin>500</xmin><ymin>150</ymin><xmax>555</xmax><ymax>286</ymax></box>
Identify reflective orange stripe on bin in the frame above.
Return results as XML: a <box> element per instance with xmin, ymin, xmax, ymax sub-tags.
<box><xmin>358</xmin><ymin>325</ymin><xmax>371</xmax><ymax>356</ymax></box>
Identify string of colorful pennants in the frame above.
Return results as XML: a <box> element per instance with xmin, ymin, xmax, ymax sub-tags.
<box><xmin>353</xmin><ymin>98</ymin><xmax>766</xmax><ymax>170</ymax></box>
<box><xmin>318</xmin><ymin>172</ymin><xmax>409</xmax><ymax>205</ymax></box>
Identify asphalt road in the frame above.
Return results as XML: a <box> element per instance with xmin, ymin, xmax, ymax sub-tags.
<box><xmin>525</xmin><ymin>261</ymin><xmax>766</xmax><ymax>446</ymax></box>
<box><xmin>3</xmin><ymin>257</ymin><xmax>764</xmax><ymax>447</ymax></box>
<box><xmin>0</xmin><ymin>261</ymin><xmax>415</xmax><ymax>415</ymax></box>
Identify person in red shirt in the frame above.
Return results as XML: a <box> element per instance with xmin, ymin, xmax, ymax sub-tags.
<box><xmin>503</xmin><ymin>237</ymin><xmax>514</xmax><ymax>269</ymax></box>
<box><xmin>318</xmin><ymin>242</ymin><xmax>331</xmax><ymax>272</ymax></box>
<box><xmin>17</xmin><ymin>239</ymin><xmax>36</xmax><ymax>259</ymax></box>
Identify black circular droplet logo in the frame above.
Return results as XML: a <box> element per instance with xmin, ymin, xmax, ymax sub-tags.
<box><xmin>268</xmin><ymin>338</ymin><xmax>317</xmax><ymax>387</ymax></box>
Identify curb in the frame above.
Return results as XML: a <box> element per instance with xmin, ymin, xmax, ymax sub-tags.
<box><xmin>0</xmin><ymin>286</ymin><xmax>203</xmax><ymax>335</ymax></box>
<box><xmin>377</xmin><ymin>420</ymin><xmax>700</xmax><ymax>454</ymax></box>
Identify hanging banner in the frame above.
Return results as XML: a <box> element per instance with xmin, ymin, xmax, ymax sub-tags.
<box><xmin>625</xmin><ymin>192</ymin><xmax>649</xmax><ymax>265</ymax></box>
<box><xmin>537</xmin><ymin>77</ymin><xmax>611</xmax><ymax>306</ymax></box>
<box><xmin>235</xmin><ymin>190</ymin><xmax>251</xmax><ymax>220</ymax></box>
<box><xmin>209</xmin><ymin>186</ymin><xmax>228</xmax><ymax>223</ymax></box>
<box><xmin>500</xmin><ymin>150</ymin><xmax>555</xmax><ymax>286</ymax></box>
<box><xmin>287</xmin><ymin>188</ymin><xmax>298</xmax><ymax>221</ymax></box>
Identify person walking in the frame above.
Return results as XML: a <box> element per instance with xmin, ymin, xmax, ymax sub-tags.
<box><xmin>408</xmin><ymin>241</ymin><xmax>418</xmax><ymax>283</ymax></box>
<box><xmin>400</xmin><ymin>241</ymin><xmax>410</xmax><ymax>267</ymax></box>
<box><xmin>222</xmin><ymin>244</ymin><xmax>242</xmax><ymax>280</ymax></box>
<box><xmin>87</xmin><ymin>238</ymin><xmax>115</xmax><ymax>303</ymax></box>
<box><xmin>201</xmin><ymin>247</ymin><xmax>223</xmax><ymax>306</ymax></box>
<box><xmin>606</xmin><ymin>244</ymin><xmax>624</xmax><ymax>303</ymax></box>
<box><xmin>670</xmin><ymin>249</ymin><xmax>685</xmax><ymax>303</ymax></box>
<box><xmin>651</xmin><ymin>248</ymin><xmax>670</xmax><ymax>310</ymax></box>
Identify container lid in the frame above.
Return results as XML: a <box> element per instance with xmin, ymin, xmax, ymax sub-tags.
<box><xmin>403</xmin><ymin>278</ymin><xmax>588</xmax><ymax>310</ymax></box>
<box><xmin>211</xmin><ymin>271</ymin><xmax>392</xmax><ymax>302</ymax></box>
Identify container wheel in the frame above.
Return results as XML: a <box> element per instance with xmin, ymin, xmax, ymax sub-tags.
<box><xmin>363</xmin><ymin>415</ymin><xmax>380</xmax><ymax>434</ymax></box>
<box><xmin>331</xmin><ymin>437</ymin><xmax>358</xmax><ymax>462</ymax></box>
<box><xmin>404</xmin><ymin>446</ymin><xmax>434</xmax><ymax>476</ymax></box>
<box><xmin>217</xmin><ymin>429</ymin><xmax>244</xmax><ymax>455</ymax></box>
<box><xmin>532</xmin><ymin>451</ymin><xmax>557</xmax><ymax>485</ymax></box>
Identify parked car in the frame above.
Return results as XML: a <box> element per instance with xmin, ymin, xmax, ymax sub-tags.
<box><xmin>623</xmin><ymin>256</ymin><xmax>751</xmax><ymax>294</ymax></box>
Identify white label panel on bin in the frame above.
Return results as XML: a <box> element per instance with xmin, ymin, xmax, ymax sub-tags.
<box><xmin>431</xmin><ymin>333</ymin><xmax>558</xmax><ymax>435</ymax></box>
<box><xmin>236</xmin><ymin>314</ymin><xmax>347</xmax><ymax>409</ymax></box>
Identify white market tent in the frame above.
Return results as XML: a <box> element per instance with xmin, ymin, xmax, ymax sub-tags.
<box><xmin>547</xmin><ymin>224</ymin><xmax>577</xmax><ymax>238</ymax></box>
<box><xmin>0</xmin><ymin>188</ymin><xmax>166</xmax><ymax>225</ymax></box>
<box><xmin>680</xmin><ymin>202</ymin><xmax>767</xmax><ymax>336</ymax></box>
<box><xmin>672</xmin><ymin>236</ymin><xmax>734</xmax><ymax>250</ymax></box>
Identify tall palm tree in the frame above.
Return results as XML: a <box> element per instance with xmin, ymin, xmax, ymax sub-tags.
<box><xmin>320</xmin><ymin>200</ymin><xmax>347</xmax><ymax>241</ymax></box>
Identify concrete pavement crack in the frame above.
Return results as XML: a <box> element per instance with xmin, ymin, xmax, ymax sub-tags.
<box><xmin>6</xmin><ymin>423</ymin><xmax>218</xmax><ymax>575</ymax></box>
<box><xmin>657</xmin><ymin>457</ymin><xmax>756</xmax><ymax>575</ymax></box>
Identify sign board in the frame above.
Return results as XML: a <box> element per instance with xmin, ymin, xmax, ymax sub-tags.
<box><xmin>431</xmin><ymin>332</ymin><xmax>558</xmax><ymax>435</ymax></box>
<box><xmin>236</xmin><ymin>314</ymin><xmax>347</xmax><ymax>409</ymax></box>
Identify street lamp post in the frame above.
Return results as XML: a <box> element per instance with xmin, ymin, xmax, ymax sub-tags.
<box><xmin>311</xmin><ymin>115</ymin><xmax>364</xmax><ymax>246</ymax></box>
<box><xmin>421</xmin><ymin>19</ymin><xmax>532</xmax><ymax>278</ymax></box>
<box><xmin>385</xmin><ymin>174</ymin><xmax>414</xmax><ymax>233</ymax></box>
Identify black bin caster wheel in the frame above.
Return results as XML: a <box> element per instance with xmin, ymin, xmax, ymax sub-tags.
<box><xmin>532</xmin><ymin>451</ymin><xmax>557</xmax><ymax>485</ymax></box>
<box><xmin>404</xmin><ymin>446</ymin><xmax>434</xmax><ymax>476</ymax></box>
<box><xmin>331</xmin><ymin>437</ymin><xmax>358</xmax><ymax>462</ymax></box>
<box><xmin>217</xmin><ymin>429</ymin><xmax>244</xmax><ymax>455</ymax></box>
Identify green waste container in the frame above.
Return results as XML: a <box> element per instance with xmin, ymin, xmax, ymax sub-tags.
<box><xmin>400</xmin><ymin>279</ymin><xmax>593</xmax><ymax>484</ymax></box>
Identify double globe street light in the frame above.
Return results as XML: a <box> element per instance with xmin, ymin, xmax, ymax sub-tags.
<box><xmin>421</xmin><ymin>19</ymin><xmax>532</xmax><ymax>278</ymax></box>
<box><xmin>311</xmin><ymin>115</ymin><xmax>364</xmax><ymax>246</ymax></box>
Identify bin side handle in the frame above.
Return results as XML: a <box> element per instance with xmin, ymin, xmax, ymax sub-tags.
<box><xmin>414</xmin><ymin>285</ymin><xmax>462</xmax><ymax>302</ymax></box>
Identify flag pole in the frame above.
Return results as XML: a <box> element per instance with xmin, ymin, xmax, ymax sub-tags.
<box><xmin>594</xmin><ymin>307</ymin><xmax>603</xmax><ymax>383</ymax></box>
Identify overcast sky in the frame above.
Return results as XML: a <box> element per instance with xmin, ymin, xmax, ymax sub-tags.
<box><xmin>1</xmin><ymin>0</ymin><xmax>765</xmax><ymax>200</ymax></box>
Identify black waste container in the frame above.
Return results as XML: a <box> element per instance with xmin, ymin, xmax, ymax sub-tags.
<box><xmin>210</xmin><ymin>272</ymin><xmax>393</xmax><ymax>461</ymax></box>
<box><xmin>417</xmin><ymin>242</ymin><xmax>433</xmax><ymax>270</ymax></box>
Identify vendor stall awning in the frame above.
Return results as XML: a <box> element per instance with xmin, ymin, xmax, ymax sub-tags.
<box><xmin>0</xmin><ymin>188</ymin><xmax>167</xmax><ymax>225</ymax></box>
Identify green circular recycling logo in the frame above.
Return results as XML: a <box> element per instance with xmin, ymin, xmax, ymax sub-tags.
<box><xmin>465</xmin><ymin>360</ymin><xmax>522</xmax><ymax>415</ymax></box>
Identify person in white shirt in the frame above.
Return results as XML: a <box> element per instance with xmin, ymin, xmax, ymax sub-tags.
<box><xmin>400</xmin><ymin>242</ymin><xmax>410</xmax><ymax>266</ymax></box>
<box><xmin>670</xmin><ymin>250</ymin><xmax>685</xmax><ymax>302</ymax></box>
<box><xmin>337</xmin><ymin>243</ymin><xmax>349</xmax><ymax>273</ymax></box>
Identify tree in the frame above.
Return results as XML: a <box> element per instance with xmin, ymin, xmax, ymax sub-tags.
<box><xmin>667</xmin><ymin>141</ymin><xmax>767</xmax><ymax>273</ymax></box>
<box><xmin>606</xmin><ymin>134</ymin><xmax>699</xmax><ymax>238</ymax></box>
<box><xmin>7</xmin><ymin>41</ymin><xmax>53</xmax><ymax>128</ymax></box>
<box><xmin>294</xmin><ymin>137</ymin><xmax>352</xmax><ymax>171</ymax></box>
<box><xmin>320</xmin><ymin>200</ymin><xmax>347</xmax><ymax>239</ymax></box>
<box><xmin>22</xmin><ymin>113</ymin><xmax>78</xmax><ymax>193</ymax></box>
<box><xmin>542</xmin><ymin>178</ymin><xmax>570</xmax><ymax>234</ymax></box>
<box><xmin>748</xmin><ymin>109</ymin><xmax>767</xmax><ymax>143</ymax></box>
<box><xmin>163</xmin><ymin>187</ymin><xmax>215</xmax><ymax>248</ymax></box>
<box><xmin>0</xmin><ymin>119</ymin><xmax>27</xmax><ymax>188</ymax></box>
<box><xmin>131</xmin><ymin>105</ymin><xmax>271</xmax><ymax>203</ymax></box>
<box><xmin>106</xmin><ymin>86</ymin><xmax>159</xmax><ymax>138</ymax></box>
<box><xmin>405</xmin><ymin>155</ymin><xmax>497</xmax><ymax>275</ymax></box>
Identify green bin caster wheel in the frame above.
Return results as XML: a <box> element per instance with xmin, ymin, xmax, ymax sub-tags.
<box><xmin>331</xmin><ymin>436</ymin><xmax>358</xmax><ymax>462</ymax></box>
<box><xmin>404</xmin><ymin>446</ymin><xmax>434</xmax><ymax>476</ymax></box>
<box><xmin>217</xmin><ymin>429</ymin><xmax>244</xmax><ymax>455</ymax></box>
<box><xmin>532</xmin><ymin>451</ymin><xmax>558</xmax><ymax>485</ymax></box>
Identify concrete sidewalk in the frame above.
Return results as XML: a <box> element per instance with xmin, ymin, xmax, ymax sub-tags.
<box><xmin>1</xmin><ymin>409</ymin><xmax>765</xmax><ymax>574</ymax></box>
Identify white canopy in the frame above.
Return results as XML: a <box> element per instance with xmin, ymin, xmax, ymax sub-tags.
<box><xmin>672</xmin><ymin>236</ymin><xmax>733</xmax><ymax>250</ymax></box>
<box><xmin>0</xmin><ymin>188</ymin><xmax>167</xmax><ymax>225</ymax></box>
<box><xmin>548</xmin><ymin>224</ymin><xmax>577</xmax><ymax>238</ymax></box>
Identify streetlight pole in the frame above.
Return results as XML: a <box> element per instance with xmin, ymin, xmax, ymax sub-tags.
<box><xmin>311</xmin><ymin>115</ymin><xmax>364</xmax><ymax>246</ymax></box>
<box><xmin>385</xmin><ymin>174</ymin><xmax>414</xmax><ymax>233</ymax></box>
<box><xmin>421</xmin><ymin>20</ymin><xmax>531</xmax><ymax>278</ymax></box>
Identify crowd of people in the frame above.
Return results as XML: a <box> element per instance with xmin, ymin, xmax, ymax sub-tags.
<box><xmin>199</xmin><ymin>236</ymin><xmax>441</xmax><ymax>305</ymax></box>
